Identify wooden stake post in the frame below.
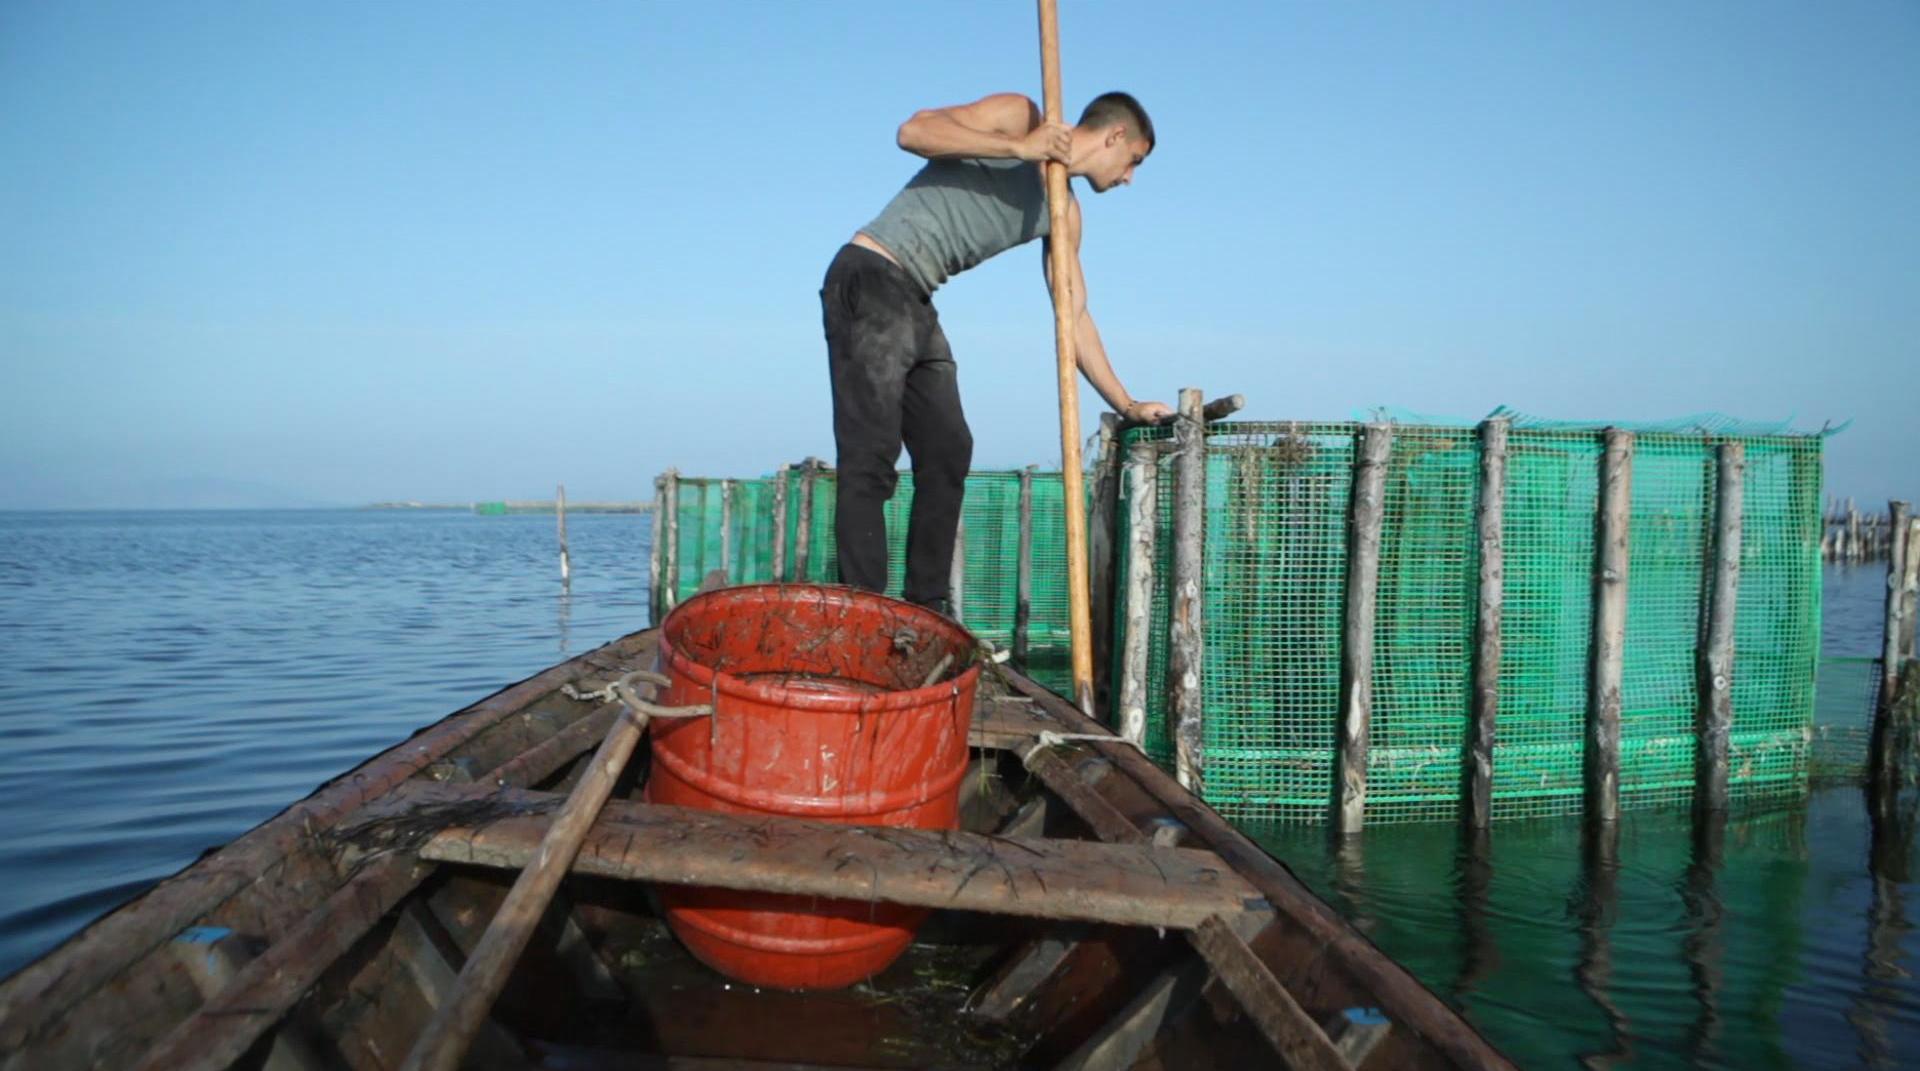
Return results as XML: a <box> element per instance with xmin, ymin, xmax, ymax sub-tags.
<box><xmin>1588</xmin><ymin>430</ymin><xmax>1634</xmax><ymax>825</ymax></box>
<box><xmin>1037</xmin><ymin>0</ymin><xmax>1095</xmax><ymax>713</ymax></box>
<box><xmin>556</xmin><ymin>484</ymin><xmax>571</xmax><ymax>584</ymax></box>
<box><xmin>1694</xmin><ymin>442</ymin><xmax>1745</xmax><ymax>822</ymax></box>
<box><xmin>1466</xmin><ymin>418</ymin><xmax>1508</xmax><ymax>829</ymax></box>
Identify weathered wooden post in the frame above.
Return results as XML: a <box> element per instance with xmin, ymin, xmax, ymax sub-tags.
<box><xmin>660</xmin><ymin>468</ymin><xmax>681</xmax><ymax>615</ymax></box>
<box><xmin>718</xmin><ymin>479</ymin><xmax>735</xmax><ymax>582</ymax></box>
<box><xmin>794</xmin><ymin>460</ymin><xmax>816</xmax><ymax>581</ymax></box>
<box><xmin>1118</xmin><ymin>437</ymin><xmax>1159</xmax><ymax>751</ymax></box>
<box><xmin>1870</xmin><ymin>502</ymin><xmax>1914</xmax><ymax>802</ymax></box>
<box><xmin>1168</xmin><ymin>387</ymin><xmax>1208</xmax><ymax>791</ymax></box>
<box><xmin>950</xmin><ymin>513</ymin><xmax>968</xmax><ymax>622</ymax></box>
<box><xmin>1089</xmin><ymin>415</ymin><xmax>1123</xmax><ymax>713</ymax></box>
<box><xmin>1465</xmin><ymin>418</ymin><xmax>1508</xmax><ymax>830</ymax></box>
<box><xmin>1335</xmin><ymin>423</ymin><xmax>1393</xmax><ymax>835</ymax></box>
<box><xmin>1694</xmin><ymin>442</ymin><xmax>1745</xmax><ymax>824</ymax></box>
<box><xmin>1901</xmin><ymin>518</ymin><xmax>1920</xmax><ymax>664</ymax></box>
<box><xmin>1015</xmin><ymin>467</ymin><xmax>1036</xmax><ymax>666</ymax></box>
<box><xmin>771</xmin><ymin>464</ymin><xmax>790</xmax><ymax>582</ymax></box>
<box><xmin>649</xmin><ymin>475</ymin><xmax>667</xmax><ymax>624</ymax></box>
<box><xmin>556</xmin><ymin>484</ymin><xmax>571</xmax><ymax>585</ymax></box>
<box><xmin>1881</xmin><ymin>502</ymin><xmax>1913</xmax><ymax>704</ymax></box>
<box><xmin>1587</xmin><ymin>429</ymin><xmax>1634</xmax><ymax>825</ymax></box>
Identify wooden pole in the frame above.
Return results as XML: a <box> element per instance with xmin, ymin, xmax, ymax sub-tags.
<box><xmin>771</xmin><ymin>464</ymin><xmax>790</xmax><ymax>582</ymax></box>
<box><xmin>719</xmin><ymin>479</ymin><xmax>734</xmax><ymax>582</ymax></box>
<box><xmin>649</xmin><ymin>475</ymin><xmax>666</xmax><ymax>624</ymax></box>
<box><xmin>661</xmin><ymin>468</ymin><xmax>680</xmax><ymax>614</ymax></box>
<box><xmin>1168</xmin><ymin>387</ymin><xmax>1208</xmax><ymax>791</ymax></box>
<box><xmin>1588</xmin><ymin>430</ymin><xmax>1634</xmax><ymax>825</ymax></box>
<box><xmin>1694</xmin><ymin>442</ymin><xmax>1745</xmax><ymax>823</ymax></box>
<box><xmin>950</xmin><ymin>512</ymin><xmax>968</xmax><ymax>621</ymax></box>
<box><xmin>556</xmin><ymin>484</ymin><xmax>571</xmax><ymax>584</ymax></box>
<box><xmin>1870</xmin><ymin>502</ymin><xmax>1914</xmax><ymax>802</ymax></box>
<box><xmin>1036</xmin><ymin>0</ymin><xmax>1095</xmax><ymax>714</ymax></box>
<box><xmin>1118</xmin><ymin>437</ymin><xmax>1159</xmax><ymax>749</ymax></box>
<box><xmin>1090</xmin><ymin>414</ymin><xmax>1123</xmax><ymax>714</ymax></box>
<box><xmin>794</xmin><ymin>461</ymin><xmax>815</xmax><ymax>581</ymax></box>
<box><xmin>1901</xmin><ymin>518</ymin><xmax>1920</xmax><ymax>664</ymax></box>
<box><xmin>1881</xmin><ymin>502</ymin><xmax>1912</xmax><ymax>706</ymax></box>
<box><xmin>399</xmin><ymin>677</ymin><xmax>703</xmax><ymax>1071</ymax></box>
<box><xmin>1336</xmin><ymin>423</ymin><xmax>1392</xmax><ymax>835</ymax></box>
<box><xmin>1466</xmin><ymin>418</ymin><xmax>1508</xmax><ymax>830</ymax></box>
<box><xmin>1016</xmin><ymin>466</ymin><xmax>1036</xmax><ymax>665</ymax></box>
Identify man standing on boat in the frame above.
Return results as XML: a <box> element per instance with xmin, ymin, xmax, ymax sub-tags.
<box><xmin>822</xmin><ymin>91</ymin><xmax>1169</xmax><ymax>615</ymax></box>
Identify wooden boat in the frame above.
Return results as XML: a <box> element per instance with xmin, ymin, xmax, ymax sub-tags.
<box><xmin>0</xmin><ymin>622</ymin><xmax>1515</xmax><ymax>1070</ymax></box>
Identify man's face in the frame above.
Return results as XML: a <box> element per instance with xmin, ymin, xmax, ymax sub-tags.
<box><xmin>1086</xmin><ymin>126</ymin><xmax>1149</xmax><ymax>193</ymax></box>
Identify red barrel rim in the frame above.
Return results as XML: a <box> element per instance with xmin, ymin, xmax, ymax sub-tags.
<box><xmin>658</xmin><ymin>583</ymin><xmax>980</xmax><ymax>715</ymax></box>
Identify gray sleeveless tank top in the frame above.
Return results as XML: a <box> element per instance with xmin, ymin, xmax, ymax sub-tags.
<box><xmin>860</xmin><ymin>157</ymin><xmax>1052</xmax><ymax>295</ymax></box>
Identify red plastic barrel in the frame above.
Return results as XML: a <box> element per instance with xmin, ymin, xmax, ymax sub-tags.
<box><xmin>645</xmin><ymin>583</ymin><xmax>980</xmax><ymax>990</ymax></box>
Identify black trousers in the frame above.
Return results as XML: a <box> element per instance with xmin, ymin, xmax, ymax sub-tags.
<box><xmin>820</xmin><ymin>243</ymin><xmax>972</xmax><ymax>606</ymax></box>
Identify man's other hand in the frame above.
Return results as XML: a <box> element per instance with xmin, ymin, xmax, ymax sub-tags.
<box><xmin>1123</xmin><ymin>400</ymin><xmax>1173</xmax><ymax>424</ymax></box>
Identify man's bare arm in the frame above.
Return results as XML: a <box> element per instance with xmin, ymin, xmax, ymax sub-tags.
<box><xmin>897</xmin><ymin>93</ymin><xmax>1070</xmax><ymax>163</ymax></box>
<box><xmin>1043</xmin><ymin>198</ymin><xmax>1171</xmax><ymax>422</ymax></box>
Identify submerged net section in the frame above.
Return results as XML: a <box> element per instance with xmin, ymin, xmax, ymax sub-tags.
<box><xmin>660</xmin><ymin>468</ymin><xmax>1077</xmax><ymax>693</ymax></box>
<box><xmin>1113</xmin><ymin>419</ymin><xmax>1825</xmax><ymax>825</ymax></box>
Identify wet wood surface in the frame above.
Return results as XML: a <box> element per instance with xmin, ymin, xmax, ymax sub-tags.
<box><xmin>387</xmin><ymin>783</ymin><xmax>1261</xmax><ymax>931</ymax></box>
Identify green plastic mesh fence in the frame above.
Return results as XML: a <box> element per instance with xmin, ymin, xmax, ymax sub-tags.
<box><xmin>1112</xmin><ymin>419</ymin><xmax>1825</xmax><ymax>825</ymax></box>
<box><xmin>656</xmin><ymin>468</ymin><xmax>1077</xmax><ymax>693</ymax></box>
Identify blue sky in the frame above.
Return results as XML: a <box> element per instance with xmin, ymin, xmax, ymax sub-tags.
<box><xmin>2</xmin><ymin>2</ymin><xmax>1914</xmax><ymax>508</ymax></box>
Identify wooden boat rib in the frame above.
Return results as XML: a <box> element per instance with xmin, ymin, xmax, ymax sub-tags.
<box><xmin>0</xmin><ymin>626</ymin><xmax>1515</xmax><ymax>1070</ymax></box>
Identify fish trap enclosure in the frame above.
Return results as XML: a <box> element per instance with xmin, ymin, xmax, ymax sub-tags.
<box><xmin>1109</xmin><ymin>413</ymin><xmax>1827</xmax><ymax>826</ymax></box>
<box><xmin>650</xmin><ymin>465</ymin><xmax>1078</xmax><ymax>692</ymax></box>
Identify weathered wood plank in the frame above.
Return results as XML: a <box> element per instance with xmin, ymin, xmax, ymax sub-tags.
<box><xmin>408</xmin><ymin>786</ymin><xmax>1255</xmax><ymax>931</ymax></box>
<box><xmin>1190</xmin><ymin>914</ymin><xmax>1353</xmax><ymax>1071</ymax></box>
<box><xmin>132</xmin><ymin>858</ymin><xmax>431</xmax><ymax>1071</ymax></box>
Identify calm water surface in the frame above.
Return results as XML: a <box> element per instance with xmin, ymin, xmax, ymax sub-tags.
<box><xmin>0</xmin><ymin>512</ymin><xmax>1914</xmax><ymax>1068</ymax></box>
<box><xmin>0</xmin><ymin>509</ymin><xmax>651</xmax><ymax>976</ymax></box>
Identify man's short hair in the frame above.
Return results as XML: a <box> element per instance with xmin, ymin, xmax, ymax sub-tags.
<box><xmin>1078</xmin><ymin>92</ymin><xmax>1154</xmax><ymax>152</ymax></box>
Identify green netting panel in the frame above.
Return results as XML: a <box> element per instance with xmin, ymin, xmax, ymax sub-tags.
<box><xmin>1726</xmin><ymin>437</ymin><xmax>1823</xmax><ymax>804</ymax></box>
<box><xmin>660</xmin><ymin>468</ymin><xmax>1077</xmax><ymax>685</ymax></box>
<box><xmin>1196</xmin><ymin>425</ymin><xmax>1355</xmax><ymax>821</ymax></box>
<box><xmin>1367</xmin><ymin>428</ymin><xmax>1478</xmax><ymax>824</ymax></box>
<box><xmin>1616</xmin><ymin>435</ymin><xmax>1714</xmax><ymax>812</ymax></box>
<box><xmin>1491</xmin><ymin>431</ymin><xmax>1599</xmax><ymax>821</ymax></box>
<box><xmin>1111</xmin><ymin>421</ymin><xmax>1824</xmax><ymax>826</ymax></box>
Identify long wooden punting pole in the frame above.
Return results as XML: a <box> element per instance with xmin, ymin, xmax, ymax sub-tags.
<box><xmin>1693</xmin><ymin>442</ymin><xmax>1745</xmax><ymax>824</ymax></box>
<box><xmin>400</xmin><ymin>676</ymin><xmax>702</xmax><ymax>1071</ymax></box>
<box><xmin>1465</xmin><ymin>417</ymin><xmax>1508</xmax><ymax>830</ymax></box>
<box><xmin>1587</xmin><ymin>429</ymin><xmax>1634</xmax><ymax>825</ymax></box>
<box><xmin>1037</xmin><ymin>0</ymin><xmax>1095</xmax><ymax>713</ymax></box>
<box><xmin>1335</xmin><ymin>423</ymin><xmax>1393</xmax><ymax>835</ymax></box>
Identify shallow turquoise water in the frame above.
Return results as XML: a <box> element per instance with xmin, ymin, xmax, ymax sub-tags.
<box><xmin>0</xmin><ymin>512</ymin><xmax>1913</xmax><ymax>1067</ymax></box>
